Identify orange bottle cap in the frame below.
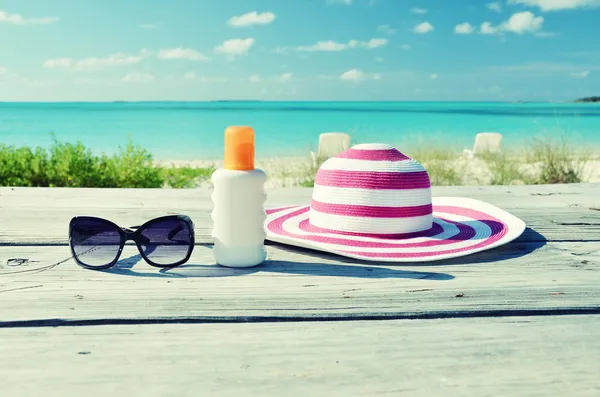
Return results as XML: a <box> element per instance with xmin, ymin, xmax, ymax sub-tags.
<box><xmin>224</xmin><ymin>126</ymin><xmax>255</xmax><ymax>171</ymax></box>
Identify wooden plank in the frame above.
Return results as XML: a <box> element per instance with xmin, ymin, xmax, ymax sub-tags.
<box><xmin>1</xmin><ymin>184</ymin><xmax>599</xmax><ymax>244</ymax></box>
<box><xmin>1</xmin><ymin>241</ymin><xmax>598</xmax><ymax>324</ymax></box>
<box><xmin>3</xmin><ymin>183</ymin><xmax>600</xmax><ymax>208</ymax></box>
<box><xmin>1</xmin><ymin>316</ymin><xmax>599</xmax><ymax>396</ymax></box>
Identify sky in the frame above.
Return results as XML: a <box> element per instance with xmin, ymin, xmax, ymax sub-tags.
<box><xmin>0</xmin><ymin>0</ymin><xmax>599</xmax><ymax>102</ymax></box>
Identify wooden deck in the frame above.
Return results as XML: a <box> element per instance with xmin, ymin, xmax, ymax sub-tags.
<box><xmin>1</xmin><ymin>184</ymin><xmax>599</xmax><ymax>396</ymax></box>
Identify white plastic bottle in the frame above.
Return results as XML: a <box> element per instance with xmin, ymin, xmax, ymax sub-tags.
<box><xmin>211</xmin><ymin>126</ymin><xmax>267</xmax><ymax>268</ymax></box>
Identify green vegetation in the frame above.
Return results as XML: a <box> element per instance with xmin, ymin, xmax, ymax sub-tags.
<box><xmin>0</xmin><ymin>136</ymin><xmax>214</xmax><ymax>188</ymax></box>
<box><xmin>525</xmin><ymin>137</ymin><xmax>589</xmax><ymax>184</ymax></box>
<box><xmin>295</xmin><ymin>136</ymin><xmax>592</xmax><ymax>188</ymax></box>
<box><xmin>425</xmin><ymin>136</ymin><xmax>590</xmax><ymax>186</ymax></box>
<box><xmin>478</xmin><ymin>151</ymin><xmax>529</xmax><ymax>185</ymax></box>
<box><xmin>404</xmin><ymin>145</ymin><xmax>466</xmax><ymax>186</ymax></box>
<box><xmin>575</xmin><ymin>96</ymin><xmax>600</xmax><ymax>103</ymax></box>
<box><xmin>0</xmin><ymin>135</ymin><xmax>593</xmax><ymax>188</ymax></box>
<box><xmin>298</xmin><ymin>154</ymin><xmax>328</xmax><ymax>188</ymax></box>
<box><xmin>162</xmin><ymin>166</ymin><xmax>215</xmax><ymax>188</ymax></box>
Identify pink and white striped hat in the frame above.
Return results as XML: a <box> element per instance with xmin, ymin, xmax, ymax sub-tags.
<box><xmin>265</xmin><ymin>143</ymin><xmax>526</xmax><ymax>262</ymax></box>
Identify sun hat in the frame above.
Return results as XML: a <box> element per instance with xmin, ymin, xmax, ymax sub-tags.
<box><xmin>264</xmin><ymin>143</ymin><xmax>526</xmax><ymax>262</ymax></box>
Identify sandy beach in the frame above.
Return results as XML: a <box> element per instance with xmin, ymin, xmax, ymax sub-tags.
<box><xmin>156</xmin><ymin>155</ymin><xmax>600</xmax><ymax>189</ymax></box>
<box><xmin>156</xmin><ymin>156</ymin><xmax>313</xmax><ymax>188</ymax></box>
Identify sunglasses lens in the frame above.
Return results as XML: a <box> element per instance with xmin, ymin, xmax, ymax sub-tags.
<box><xmin>70</xmin><ymin>218</ymin><xmax>122</xmax><ymax>268</ymax></box>
<box><xmin>139</xmin><ymin>218</ymin><xmax>192</xmax><ymax>266</ymax></box>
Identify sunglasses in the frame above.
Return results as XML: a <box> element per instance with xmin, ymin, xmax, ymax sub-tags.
<box><xmin>68</xmin><ymin>215</ymin><xmax>195</xmax><ymax>270</ymax></box>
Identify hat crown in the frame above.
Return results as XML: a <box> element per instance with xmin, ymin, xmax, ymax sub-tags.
<box><xmin>309</xmin><ymin>143</ymin><xmax>433</xmax><ymax>235</ymax></box>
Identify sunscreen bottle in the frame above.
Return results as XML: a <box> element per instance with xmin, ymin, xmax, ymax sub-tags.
<box><xmin>211</xmin><ymin>126</ymin><xmax>267</xmax><ymax>268</ymax></box>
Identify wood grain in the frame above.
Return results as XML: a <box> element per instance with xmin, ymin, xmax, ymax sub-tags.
<box><xmin>1</xmin><ymin>240</ymin><xmax>598</xmax><ymax>324</ymax></box>
<box><xmin>1</xmin><ymin>185</ymin><xmax>599</xmax><ymax>394</ymax></box>
<box><xmin>1</xmin><ymin>184</ymin><xmax>599</xmax><ymax>244</ymax></box>
<box><xmin>1</xmin><ymin>316</ymin><xmax>599</xmax><ymax>397</ymax></box>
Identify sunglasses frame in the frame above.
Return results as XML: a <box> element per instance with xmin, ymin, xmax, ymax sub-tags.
<box><xmin>68</xmin><ymin>215</ymin><xmax>195</xmax><ymax>270</ymax></box>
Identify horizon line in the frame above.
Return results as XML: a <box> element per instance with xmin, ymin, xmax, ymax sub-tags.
<box><xmin>0</xmin><ymin>99</ymin><xmax>580</xmax><ymax>104</ymax></box>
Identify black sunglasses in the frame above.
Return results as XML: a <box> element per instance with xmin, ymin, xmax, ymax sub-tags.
<box><xmin>69</xmin><ymin>215</ymin><xmax>195</xmax><ymax>270</ymax></box>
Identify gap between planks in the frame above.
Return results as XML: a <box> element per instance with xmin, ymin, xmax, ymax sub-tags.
<box><xmin>1</xmin><ymin>241</ymin><xmax>598</xmax><ymax>324</ymax></box>
<box><xmin>2</xmin><ymin>307</ymin><xmax>600</xmax><ymax>329</ymax></box>
<box><xmin>1</xmin><ymin>316</ymin><xmax>599</xmax><ymax>397</ymax></box>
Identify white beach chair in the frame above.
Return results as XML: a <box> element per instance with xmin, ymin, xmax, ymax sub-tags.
<box><xmin>463</xmin><ymin>132</ymin><xmax>503</xmax><ymax>158</ymax></box>
<box><xmin>310</xmin><ymin>132</ymin><xmax>351</xmax><ymax>165</ymax></box>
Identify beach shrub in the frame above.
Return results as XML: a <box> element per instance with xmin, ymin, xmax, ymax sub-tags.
<box><xmin>162</xmin><ymin>166</ymin><xmax>215</xmax><ymax>188</ymax></box>
<box><xmin>0</xmin><ymin>145</ymin><xmax>49</xmax><ymax>187</ymax></box>
<box><xmin>96</xmin><ymin>139</ymin><xmax>164</xmax><ymax>188</ymax></box>
<box><xmin>406</xmin><ymin>146</ymin><xmax>464</xmax><ymax>186</ymax></box>
<box><xmin>45</xmin><ymin>139</ymin><xmax>103</xmax><ymax>187</ymax></box>
<box><xmin>0</xmin><ymin>137</ymin><xmax>213</xmax><ymax>188</ymax></box>
<box><xmin>479</xmin><ymin>152</ymin><xmax>530</xmax><ymax>185</ymax></box>
<box><xmin>1</xmin><ymin>135</ymin><xmax>593</xmax><ymax>189</ymax></box>
<box><xmin>526</xmin><ymin>137</ymin><xmax>588</xmax><ymax>184</ymax></box>
<box><xmin>299</xmin><ymin>154</ymin><xmax>328</xmax><ymax>188</ymax></box>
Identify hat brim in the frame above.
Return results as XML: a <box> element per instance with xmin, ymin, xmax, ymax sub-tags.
<box><xmin>265</xmin><ymin>197</ymin><xmax>526</xmax><ymax>263</ymax></box>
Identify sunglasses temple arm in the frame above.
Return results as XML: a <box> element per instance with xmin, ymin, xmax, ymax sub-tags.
<box><xmin>168</xmin><ymin>226</ymin><xmax>184</xmax><ymax>240</ymax></box>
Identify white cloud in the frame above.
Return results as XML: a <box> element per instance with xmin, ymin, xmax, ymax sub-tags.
<box><xmin>377</xmin><ymin>24</ymin><xmax>396</xmax><ymax>34</ymax></box>
<box><xmin>277</xmin><ymin>72</ymin><xmax>293</xmax><ymax>82</ymax></box>
<box><xmin>364</xmin><ymin>38</ymin><xmax>388</xmax><ymax>48</ymax></box>
<box><xmin>249</xmin><ymin>74</ymin><xmax>261</xmax><ymax>83</ymax></box>
<box><xmin>455</xmin><ymin>22</ymin><xmax>475</xmax><ymax>34</ymax></box>
<box><xmin>411</xmin><ymin>8</ymin><xmax>428</xmax><ymax>14</ymax></box>
<box><xmin>0</xmin><ymin>9</ymin><xmax>59</xmax><ymax>25</ymax></box>
<box><xmin>413</xmin><ymin>22</ymin><xmax>434</xmax><ymax>33</ymax></box>
<box><xmin>479</xmin><ymin>11</ymin><xmax>544</xmax><ymax>35</ymax></box>
<box><xmin>214</xmin><ymin>38</ymin><xmax>255</xmax><ymax>56</ymax></box>
<box><xmin>184</xmin><ymin>72</ymin><xmax>196</xmax><ymax>80</ymax></box>
<box><xmin>503</xmin><ymin>11</ymin><xmax>544</xmax><ymax>34</ymax></box>
<box><xmin>295</xmin><ymin>38</ymin><xmax>387</xmax><ymax>52</ymax></box>
<box><xmin>140</xmin><ymin>23</ymin><xmax>158</xmax><ymax>29</ymax></box>
<box><xmin>401</xmin><ymin>44</ymin><xmax>412</xmax><ymax>50</ymax></box>
<box><xmin>298</xmin><ymin>40</ymin><xmax>348</xmax><ymax>51</ymax></box>
<box><xmin>76</xmin><ymin>53</ymin><xmax>144</xmax><ymax>70</ymax></box>
<box><xmin>480</xmin><ymin>21</ymin><xmax>499</xmax><ymax>35</ymax></box>
<box><xmin>158</xmin><ymin>48</ymin><xmax>210</xmax><ymax>61</ymax></box>
<box><xmin>487</xmin><ymin>2</ymin><xmax>502</xmax><ymax>12</ymax></box>
<box><xmin>43</xmin><ymin>58</ymin><xmax>73</xmax><ymax>69</ymax></box>
<box><xmin>340</xmin><ymin>69</ymin><xmax>381</xmax><ymax>82</ymax></box>
<box><xmin>570</xmin><ymin>71</ymin><xmax>590</xmax><ymax>78</ymax></box>
<box><xmin>375</xmin><ymin>57</ymin><xmax>384</xmax><ymax>62</ymax></box>
<box><xmin>326</xmin><ymin>0</ymin><xmax>352</xmax><ymax>5</ymax></box>
<box><xmin>228</xmin><ymin>11</ymin><xmax>275</xmax><ymax>27</ymax></box>
<box><xmin>430</xmin><ymin>74</ymin><xmax>438</xmax><ymax>79</ymax></box>
<box><xmin>44</xmin><ymin>52</ymin><xmax>145</xmax><ymax>72</ymax></box>
<box><xmin>0</xmin><ymin>66</ymin><xmax>7</xmax><ymax>74</ymax></box>
<box><xmin>508</xmin><ymin>0</ymin><xmax>600</xmax><ymax>11</ymax></box>
<box><xmin>121</xmin><ymin>73</ymin><xmax>155</xmax><ymax>83</ymax></box>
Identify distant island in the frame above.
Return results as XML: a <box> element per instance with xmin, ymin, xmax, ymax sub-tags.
<box><xmin>575</xmin><ymin>96</ymin><xmax>600</xmax><ymax>103</ymax></box>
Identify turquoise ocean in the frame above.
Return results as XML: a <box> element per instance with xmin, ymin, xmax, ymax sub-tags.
<box><xmin>1</xmin><ymin>101</ymin><xmax>599</xmax><ymax>160</ymax></box>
